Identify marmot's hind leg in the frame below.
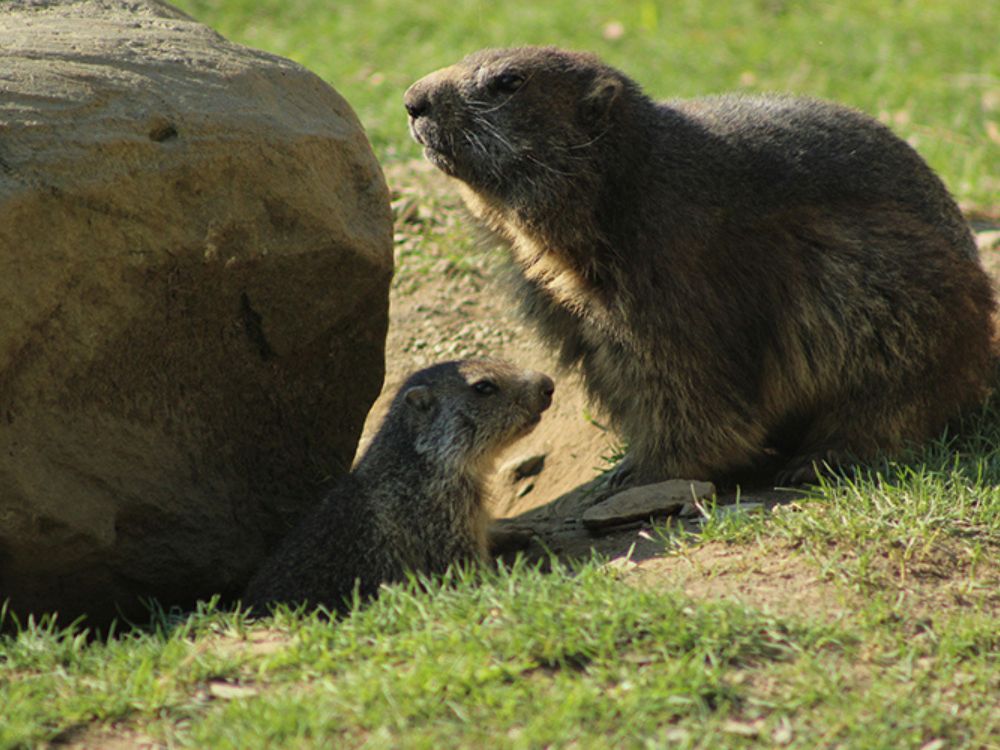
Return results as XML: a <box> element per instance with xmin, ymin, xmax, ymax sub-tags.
<box><xmin>775</xmin><ymin>405</ymin><xmax>911</xmax><ymax>486</ymax></box>
<box><xmin>775</xmin><ymin>445</ymin><xmax>860</xmax><ymax>487</ymax></box>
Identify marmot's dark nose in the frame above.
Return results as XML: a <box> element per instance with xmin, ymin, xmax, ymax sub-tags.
<box><xmin>404</xmin><ymin>88</ymin><xmax>430</xmax><ymax>119</ymax></box>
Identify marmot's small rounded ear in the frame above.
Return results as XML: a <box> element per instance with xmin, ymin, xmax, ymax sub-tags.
<box><xmin>404</xmin><ymin>385</ymin><xmax>436</xmax><ymax>412</ymax></box>
<box><xmin>581</xmin><ymin>76</ymin><xmax>623</xmax><ymax>124</ymax></box>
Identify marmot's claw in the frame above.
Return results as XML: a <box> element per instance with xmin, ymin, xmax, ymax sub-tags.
<box><xmin>604</xmin><ymin>454</ymin><xmax>637</xmax><ymax>490</ymax></box>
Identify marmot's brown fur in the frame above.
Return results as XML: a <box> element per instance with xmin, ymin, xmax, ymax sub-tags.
<box><xmin>243</xmin><ymin>359</ymin><xmax>553</xmax><ymax>613</ymax></box>
<box><xmin>404</xmin><ymin>46</ymin><xmax>996</xmax><ymax>485</ymax></box>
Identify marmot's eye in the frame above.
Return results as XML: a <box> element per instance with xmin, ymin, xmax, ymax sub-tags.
<box><xmin>472</xmin><ymin>379</ymin><xmax>499</xmax><ymax>395</ymax></box>
<box><xmin>493</xmin><ymin>72</ymin><xmax>525</xmax><ymax>94</ymax></box>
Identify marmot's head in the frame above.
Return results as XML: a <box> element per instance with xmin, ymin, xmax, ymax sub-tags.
<box><xmin>392</xmin><ymin>359</ymin><xmax>554</xmax><ymax>475</ymax></box>
<box><xmin>405</xmin><ymin>47</ymin><xmax>635</xmax><ymax>203</ymax></box>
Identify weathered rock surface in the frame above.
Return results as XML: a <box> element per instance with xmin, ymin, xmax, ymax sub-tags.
<box><xmin>581</xmin><ymin>480</ymin><xmax>716</xmax><ymax>531</ymax></box>
<box><xmin>0</xmin><ymin>0</ymin><xmax>393</xmax><ymax>625</ymax></box>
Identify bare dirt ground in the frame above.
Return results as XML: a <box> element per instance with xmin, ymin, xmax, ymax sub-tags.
<box><xmin>363</xmin><ymin>160</ymin><xmax>1000</xmax><ymax>602</ymax></box>
<box><xmin>363</xmin><ymin>162</ymin><xmax>616</xmax><ymax>514</ymax></box>
<box><xmin>362</xmin><ymin>161</ymin><xmax>729</xmax><ymax>567</ymax></box>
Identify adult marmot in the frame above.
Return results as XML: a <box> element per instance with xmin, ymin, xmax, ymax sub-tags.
<box><xmin>244</xmin><ymin>359</ymin><xmax>554</xmax><ymax>613</ymax></box>
<box><xmin>404</xmin><ymin>46</ymin><xmax>995</xmax><ymax>485</ymax></box>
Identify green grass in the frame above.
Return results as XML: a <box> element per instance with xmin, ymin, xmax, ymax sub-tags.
<box><xmin>685</xmin><ymin>401</ymin><xmax>1000</xmax><ymax>593</ymax></box>
<box><xmin>7</xmin><ymin>404</ymin><xmax>1000</xmax><ymax>748</ymax></box>
<box><xmin>172</xmin><ymin>0</ymin><xmax>1000</xmax><ymax>209</ymax></box>
<box><xmin>2</xmin><ymin>558</ymin><xmax>997</xmax><ymax>749</ymax></box>
<box><xmin>3</xmin><ymin>3</ymin><xmax>998</xmax><ymax>748</ymax></box>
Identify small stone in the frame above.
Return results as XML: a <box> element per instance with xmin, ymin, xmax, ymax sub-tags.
<box><xmin>679</xmin><ymin>501</ymin><xmax>702</xmax><ymax>518</ymax></box>
<box><xmin>601</xmin><ymin>556</ymin><xmax>638</xmax><ymax>573</ymax></box>
<box><xmin>722</xmin><ymin>719</ymin><xmax>764</xmax><ymax>737</ymax></box>
<box><xmin>975</xmin><ymin>229</ymin><xmax>1000</xmax><ymax>253</ymax></box>
<box><xmin>502</xmin><ymin>453</ymin><xmax>547</xmax><ymax>482</ymax></box>
<box><xmin>772</xmin><ymin>718</ymin><xmax>794</xmax><ymax>746</ymax></box>
<box><xmin>683</xmin><ymin>499</ymin><xmax>766</xmax><ymax>519</ymax></box>
<box><xmin>582</xmin><ymin>480</ymin><xmax>715</xmax><ymax>530</ymax></box>
<box><xmin>207</xmin><ymin>681</ymin><xmax>260</xmax><ymax>700</ymax></box>
<box><xmin>602</xmin><ymin>21</ymin><xmax>625</xmax><ymax>41</ymax></box>
<box><xmin>705</xmin><ymin>502</ymin><xmax>765</xmax><ymax>520</ymax></box>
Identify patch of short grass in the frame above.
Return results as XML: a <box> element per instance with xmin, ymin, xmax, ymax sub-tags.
<box><xmin>685</xmin><ymin>400</ymin><xmax>1000</xmax><ymax>601</ymax></box>
<box><xmin>694</xmin><ymin>460</ymin><xmax>999</xmax><ymax>591</ymax></box>
<box><xmin>645</xmin><ymin>400</ymin><xmax>999</xmax><ymax>750</ymax></box>
<box><xmin>0</xmin><ymin>563</ymin><xmax>812</xmax><ymax>748</ymax></box>
<box><xmin>3</xmin><ymin>557</ymin><xmax>998</xmax><ymax>749</ymax></box>
<box><xmin>5</xmin><ymin>3</ymin><xmax>997</xmax><ymax>747</ymax></box>
<box><xmin>384</xmin><ymin>162</ymin><xmax>491</xmax><ymax>289</ymax></box>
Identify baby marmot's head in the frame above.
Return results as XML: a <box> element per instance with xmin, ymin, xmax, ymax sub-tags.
<box><xmin>392</xmin><ymin>359</ymin><xmax>554</xmax><ymax>474</ymax></box>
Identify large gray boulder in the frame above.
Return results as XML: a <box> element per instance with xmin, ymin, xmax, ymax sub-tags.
<box><xmin>0</xmin><ymin>0</ymin><xmax>393</xmax><ymax>625</ymax></box>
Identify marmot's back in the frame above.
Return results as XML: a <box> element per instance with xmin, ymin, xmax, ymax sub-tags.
<box><xmin>668</xmin><ymin>95</ymin><xmax>975</xmax><ymax>256</ymax></box>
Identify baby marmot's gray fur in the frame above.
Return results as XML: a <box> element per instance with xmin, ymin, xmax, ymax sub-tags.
<box><xmin>244</xmin><ymin>359</ymin><xmax>554</xmax><ymax>613</ymax></box>
<box><xmin>405</xmin><ymin>46</ymin><xmax>996</xmax><ymax>485</ymax></box>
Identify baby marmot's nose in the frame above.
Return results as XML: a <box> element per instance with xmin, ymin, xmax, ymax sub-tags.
<box><xmin>404</xmin><ymin>86</ymin><xmax>430</xmax><ymax>119</ymax></box>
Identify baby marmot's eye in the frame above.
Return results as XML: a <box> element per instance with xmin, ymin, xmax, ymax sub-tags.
<box><xmin>492</xmin><ymin>72</ymin><xmax>525</xmax><ymax>94</ymax></box>
<box><xmin>472</xmin><ymin>379</ymin><xmax>499</xmax><ymax>395</ymax></box>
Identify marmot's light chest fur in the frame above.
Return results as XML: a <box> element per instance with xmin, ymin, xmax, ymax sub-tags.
<box><xmin>405</xmin><ymin>46</ymin><xmax>996</xmax><ymax>484</ymax></box>
<box><xmin>244</xmin><ymin>359</ymin><xmax>554</xmax><ymax>613</ymax></box>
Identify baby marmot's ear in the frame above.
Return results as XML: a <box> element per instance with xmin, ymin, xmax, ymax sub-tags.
<box><xmin>581</xmin><ymin>75</ymin><xmax>623</xmax><ymax>124</ymax></box>
<box><xmin>404</xmin><ymin>385</ymin><xmax>436</xmax><ymax>412</ymax></box>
